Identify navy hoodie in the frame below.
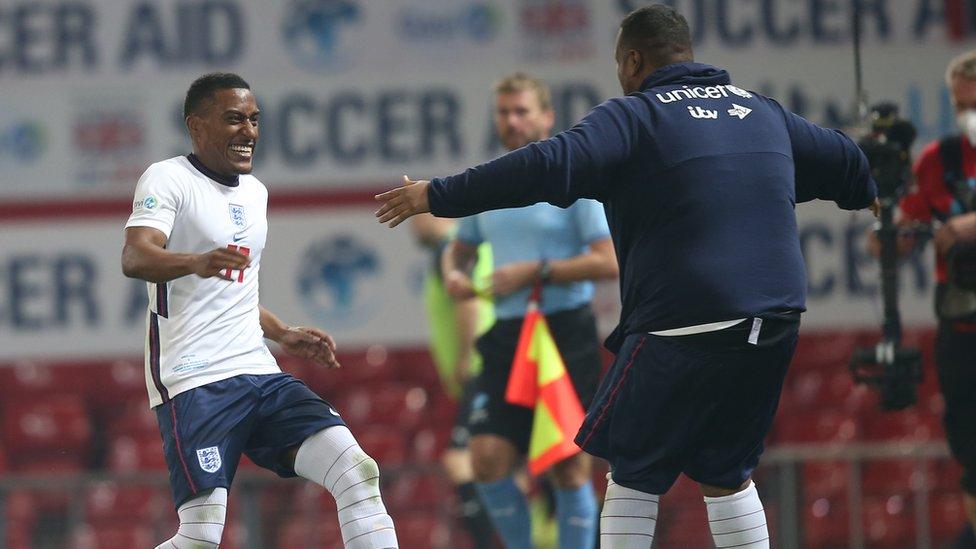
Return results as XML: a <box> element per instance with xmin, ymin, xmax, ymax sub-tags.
<box><xmin>428</xmin><ymin>63</ymin><xmax>877</xmax><ymax>352</ymax></box>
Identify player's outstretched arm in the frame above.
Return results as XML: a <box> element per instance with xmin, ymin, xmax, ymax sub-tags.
<box><xmin>259</xmin><ymin>306</ymin><xmax>340</xmax><ymax>369</ymax></box>
<box><xmin>122</xmin><ymin>226</ymin><xmax>251</xmax><ymax>283</ymax></box>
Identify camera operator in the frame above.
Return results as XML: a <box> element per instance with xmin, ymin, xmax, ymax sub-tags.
<box><xmin>870</xmin><ymin>50</ymin><xmax>976</xmax><ymax>547</ymax></box>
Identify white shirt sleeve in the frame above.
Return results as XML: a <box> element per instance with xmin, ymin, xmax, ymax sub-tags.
<box><xmin>124</xmin><ymin>163</ymin><xmax>183</xmax><ymax>238</ymax></box>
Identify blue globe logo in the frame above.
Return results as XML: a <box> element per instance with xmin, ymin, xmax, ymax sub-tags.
<box><xmin>298</xmin><ymin>235</ymin><xmax>381</xmax><ymax>327</ymax></box>
<box><xmin>143</xmin><ymin>196</ymin><xmax>157</xmax><ymax>210</ymax></box>
<box><xmin>282</xmin><ymin>0</ymin><xmax>361</xmax><ymax>71</ymax></box>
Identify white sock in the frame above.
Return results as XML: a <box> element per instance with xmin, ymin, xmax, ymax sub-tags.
<box><xmin>600</xmin><ymin>474</ymin><xmax>659</xmax><ymax>549</ymax></box>
<box><xmin>704</xmin><ymin>481</ymin><xmax>769</xmax><ymax>548</ymax></box>
<box><xmin>294</xmin><ymin>426</ymin><xmax>398</xmax><ymax>549</ymax></box>
<box><xmin>154</xmin><ymin>487</ymin><xmax>227</xmax><ymax>549</ymax></box>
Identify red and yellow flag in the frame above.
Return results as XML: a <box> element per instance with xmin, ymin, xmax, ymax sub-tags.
<box><xmin>505</xmin><ymin>297</ymin><xmax>586</xmax><ymax>476</ymax></box>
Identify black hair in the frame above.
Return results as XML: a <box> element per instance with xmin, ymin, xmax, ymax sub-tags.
<box><xmin>618</xmin><ymin>5</ymin><xmax>693</xmax><ymax>66</ymax></box>
<box><xmin>183</xmin><ymin>72</ymin><xmax>251</xmax><ymax>119</ymax></box>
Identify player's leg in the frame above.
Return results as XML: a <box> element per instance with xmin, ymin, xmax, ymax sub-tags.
<box><xmin>575</xmin><ymin>333</ymin><xmax>676</xmax><ymax>548</ymax></box>
<box><xmin>467</xmin><ymin>319</ymin><xmax>535</xmax><ymax>549</ymax></box>
<box><xmin>549</xmin><ymin>453</ymin><xmax>597</xmax><ymax>549</ymax></box>
<box><xmin>445</xmin><ymin>382</ymin><xmax>496</xmax><ymax>549</ymax></box>
<box><xmin>154</xmin><ymin>488</ymin><xmax>228</xmax><ymax>549</ymax></box>
<box><xmin>153</xmin><ymin>378</ymin><xmax>256</xmax><ymax>548</ymax></box>
<box><xmin>291</xmin><ymin>426</ymin><xmax>398</xmax><ymax>548</ymax></box>
<box><xmin>244</xmin><ymin>373</ymin><xmax>396</xmax><ymax>549</ymax></box>
<box><xmin>685</xmin><ymin>316</ymin><xmax>799</xmax><ymax>549</ymax></box>
<box><xmin>546</xmin><ymin>305</ymin><xmax>604</xmax><ymax>549</ymax></box>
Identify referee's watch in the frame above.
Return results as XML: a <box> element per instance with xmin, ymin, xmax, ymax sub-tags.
<box><xmin>538</xmin><ymin>259</ymin><xmax>552</xmax><ymax>284</ymax></box>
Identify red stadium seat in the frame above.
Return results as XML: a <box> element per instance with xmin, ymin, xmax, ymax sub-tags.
<box><xmin>655</xmin><ymin>500</ymin><xmax>712</xmax><ymax>546</ymax></box>
<box><xmin>0</xmin><ymin>444</ymin><xmax>7</xmax><ymax>473</ymax></box>
<box><xmin>862</xmin><ymin>459</ymin><xmax>934</xmax><ymax>495</ymax></box>
<box><xmin>862</xmin><ymin>495</ymin><xmax>915</xmax><ymax>546</ymax></box>
<box><xmin>333</xmin><ymin>384</ymin><xmax>428</xmax><ymax>430</ymax></box>
<box><xmin>87</xmin><ymin>359</ymin><xmax>147</xmax><ymax>416</ymax></box>
<box><xmin>276</xmin><ymin>516</ymin><xmax>343</xmax><ymax>548</ymax></box>
<box><xmin>84</xmin><ymin>482</ymin><xmax>167</xmax><ymax>524</ymax></box>
<box><xmin>782</xmin><ymin>370</ymin><xmax>856</xmax><ymax>413</ymax></box>
<box><xmin>107</xmin><ymin>434</ymin><xmax>167</xmax><ymax>472</ymax></box>
<box><xmin>862</xmin><ymin>409</ymin><xmax>941</xmax><ymax>442</ymax></box>
<box><xmin>772</xmin><ymin>409</ymin><xmax>860</xmax><ymax>444</ymax></box>
<box><xmin>107</xmin><ymin>401</ymin><xmax>160</xmax><ymax>439</ymax></box>
<box><xmin>356</xmin><ymin>427</ymin><xmax>408</xmax><ymax>467</ymax></box>
<box><xmin>930</xmin><ymin>493</ymin><xmax>969</xmax><ymax>543</ymax></box>
<box><xmin>393</xmin><ymin>348</ymin><xmax>442</xmax><ymax>389</ymax></box>
<box><xmin>802</xmin><ymin>497</ymin><xmax>849</xmax><ymax>548</ymax></box>
<box><xmin>395</xmin><ymin>512</ymin><xmax>453</xmax><ymax>548</ymax></box>
<box><xmin>70</xmin><ymin>522</ymin><xmax>155</xmax><ymax>549</ymax></box>
<box><xmin>935</xmin><ymin>459</ymin><xmax>964</xmax><ymax>492</ymax></box>
<box><xmin>387</xmin><ymin>471</ymin><xmax>449</xmax><ymax>510</ymax></box>
<box><xmin>802</xmin><ymin>461</ymin><xmax>850</xmax><ymax>498</ymax></box>
<box><xmin>1</xmin><ymin>395</ymin><xmax>92</xmax><ymax>464</ymax></box>
<box><xmin>410</xmin><ymin>427</ymin><xmax>452</xmax><ymax>463</ymax></box>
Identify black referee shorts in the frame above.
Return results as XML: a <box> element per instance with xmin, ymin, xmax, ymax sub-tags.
<box><xmin>465</xmin><ymin>305</ymin><xmax>603</xmax><ymax>455</ymax></box>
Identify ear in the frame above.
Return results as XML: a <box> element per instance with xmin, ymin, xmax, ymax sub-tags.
<box><xmin>627</xmin><ymin>49</ymin><xmax>643</xmax><ymax>78</ymax></box>
<box><xmin>542</xmin><ymin>107</ymin><xmax>556</xmax><ymax>132</ymax></box>
<box><xmin>186</xmin><ymin>115</ymin><xmax>201</xmax><ymax>140</ymax></box>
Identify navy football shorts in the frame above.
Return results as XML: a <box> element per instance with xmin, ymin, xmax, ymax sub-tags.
<box><xmin>154</xmin><ymin>373</ymin><xmax>344</xmax><ymax>507</ymax></box>
<box><xmin>575</xmin><ymin>315</ymin><xmax>799</xmax><ymax>495</ymax></box>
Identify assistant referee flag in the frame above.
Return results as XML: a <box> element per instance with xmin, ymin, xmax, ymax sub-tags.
<box><xmin>504</xmin><ymin>290</ymin><xmax>586</xmax><ymax>476</ymax></box>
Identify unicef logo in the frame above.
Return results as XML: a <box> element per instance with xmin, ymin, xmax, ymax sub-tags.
<box><xmin>726</xmin><ymin>85</ymin><xmax>753</xmax><ymax>99</ymax></box>
<box><xmin>143</xmin><ymin>196</ymin><xmax>158</xmax><ymax>210</ymax></box>
<box><xmin>282</xmin><ymin>0</ymin><xmax>362</xmax><ymax>72</ymax></box>
<box><xmin>298</xmin><ymin>235</ymin><xmax>381</xmax><ymax>327</ymax></box>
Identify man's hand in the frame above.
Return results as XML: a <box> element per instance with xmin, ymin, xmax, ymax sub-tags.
<box><xmin>869</xmin><ymin>198</ymin><xmax>881</xmax><ymax>218</ymax></box>
<box><xmin>192</xmin><ymin>246</ymin><xmax>251</xmax><ymax>280</ymax></box>
<box><xmin>375</xmin><ymin>175</ymin><xmax>431</xmax><ymax>228</ymax></box>
<box><xmin>278</xmin><ymin>326</ymin><xmax>340</xmax><ymax>369</ymax></box>
<box><xmin>490</xmin><ymin>261</ymin><xmax>540</xmax><ymax>297</ymax></box>
<box><xmin>445</xmin><ymin>270</ymin><xmax>477</xmax><ymax>300</ymax></box>
<box><xmin>934</xmin><ymin>213</ymin><xmax>976</xmax><ymax>255</ymax></box>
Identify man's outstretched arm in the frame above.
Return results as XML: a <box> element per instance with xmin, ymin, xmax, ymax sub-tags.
<box><xmin>259</xmin><ymin>305</ymin><xmax>340</xmax><ymax>369</ymax></box>
<box><xmin>375</xmin><ymin>98</ymin><xmax>643</xmax><ymax>227</ymax></box>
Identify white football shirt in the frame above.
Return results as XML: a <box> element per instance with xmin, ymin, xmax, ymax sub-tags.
<box><xmin>125</xmin><ymin>156</ymin><xmax>280</xmax><ymax>407</ymax></box>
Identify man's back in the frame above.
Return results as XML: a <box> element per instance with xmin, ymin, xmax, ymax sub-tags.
<box><xmin>428</xmin><ymin>62</ymin><xmax>874</xmax><ymax>351</ymax></box>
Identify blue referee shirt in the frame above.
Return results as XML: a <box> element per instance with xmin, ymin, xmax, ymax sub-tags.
<box><xmin>457</xmin><ymin>199</ymin><xmax>610</xmax><ymax>319</ymax></box>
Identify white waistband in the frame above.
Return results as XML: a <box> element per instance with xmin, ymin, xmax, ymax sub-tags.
<box><xmin>649</xmin><ymin>318</ymin><xmax>748</xmax><ymax>336</ymax></box>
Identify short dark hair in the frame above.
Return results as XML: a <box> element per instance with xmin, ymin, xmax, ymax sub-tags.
<box><xmin>618</xmin><ymin>5</ymin><xmax>693</xmax><ymax>67</ymax></box>
<box><xmin>183</xmin><ymin>72</ymin><xmax>251</xmax><ymax>119</ymax></box>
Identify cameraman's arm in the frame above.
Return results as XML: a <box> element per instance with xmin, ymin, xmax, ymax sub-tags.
<box><xmin>935</xmin><ymin>213</ymin><xmax>976</xmax><ymax>255</ymax></box>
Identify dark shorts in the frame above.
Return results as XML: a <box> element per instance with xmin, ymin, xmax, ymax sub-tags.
<box><xmin>466</xmin><ymin>305</ymin><xmax>602</xmax><ymax>454</ymax></box>
<box><xmin>155</xmin><ymin>373</ymin><xmax>344</xmax><ymax>508</ymax></box>
<box><xmin>936</xmin><ymin>323</ymin><xmax>976</xmax><ymax>494</ymax></box>
<box><xmin>576</xmin><ymin>315</ymin><xmax>799</xmax><ymax>495</ymax></box>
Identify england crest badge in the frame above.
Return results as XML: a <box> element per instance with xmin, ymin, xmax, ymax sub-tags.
<box><xmin>229</xmin><ymin>204</ymin><xmax>246</xmax><ymax>229</ymax></box>
<box><xmin>197</xmin><ymin>446</ymin><xmax>222</xmax><ymax>473</ymax></box>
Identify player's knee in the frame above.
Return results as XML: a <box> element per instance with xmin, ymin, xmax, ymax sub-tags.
<box><xmin>332</xmin><ymin>453</ymin><xmax>382</xmax><ymax>505</ymax></box>
<box><xmin>700</xmin><ymin>478</ymin><xmax>752</xmax><ymax>498</ymax></box>
<box><xmin>549</xmin><ymin>453</ymin><xmax>590</xmax><ymax>488</ymax></box>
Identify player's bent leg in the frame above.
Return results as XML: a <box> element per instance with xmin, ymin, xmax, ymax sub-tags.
<box><xmin>549</xmin><ymin>453</ymin><xmax>597</xmax><ymax>549</ymax></box>
<box><xmin>701</xmin><ymin>479</ymin><xmax>769</xmax><ymax>549</ymax></box>
<box><xmin>469</xmin><ymin>434</ymin><xmax>531</xmax><ymax>549</ymax></box>
<box><xmin>600</xmin><ymin>473</ymin><xmax>659</xmax><ymax>549</ymax></box>
<box><xmin>154</xmin><ymin>487</ymin><xmax>227</xmax><ymax>549</ymax></box>
<box><xmin>294</xmin><ymin>426</ymin><xmax>398</xmax><ymax>549</ymax></box>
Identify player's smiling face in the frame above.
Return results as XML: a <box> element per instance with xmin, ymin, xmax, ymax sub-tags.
<box><xmin>188</xmin><ymin>88</ymin><xmax>259</xmax><ymax>177</ymax></box>
<box><xmin>494</xmin><ymin>90</ymin><xmax>554</xmax><ymax>151</ymax></box>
